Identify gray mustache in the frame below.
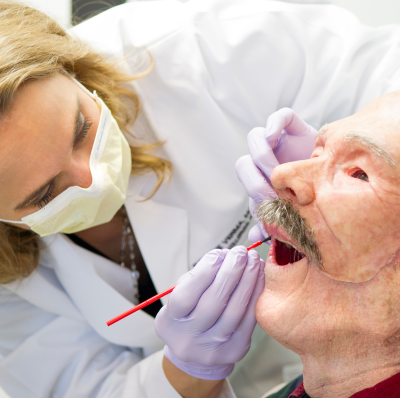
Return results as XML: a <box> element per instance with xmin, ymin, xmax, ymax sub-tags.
<box><xmin>255</xmin><ymin>198</ymin><xmax>323</xmax><ymax>269</ymax></box>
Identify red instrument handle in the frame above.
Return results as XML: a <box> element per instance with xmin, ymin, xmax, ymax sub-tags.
<box><xmin>106</xmin><ymin>284</ymin><xmax>178</xmax><ymax>326</ymax></box>
<box><xmin>106</xmin><ymin>237</ymin><xmax>270</xmax><ymax>326</ymax></box>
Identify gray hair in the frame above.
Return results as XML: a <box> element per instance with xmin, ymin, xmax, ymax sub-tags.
<box><xmin>256</xmin><ymin>198</ymin><xmax>323</xmax><ymax>269</ymax></box>
<box><xmin>344</xmin><ymin>132</ymin><xmax>396</xmax><ymax>167</ymax></box>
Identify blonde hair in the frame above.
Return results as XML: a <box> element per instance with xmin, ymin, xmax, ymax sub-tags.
<box><xmin>0</xmin><ymin>1</ymin><xmax>172</xmax><ymax>284</ymax></box>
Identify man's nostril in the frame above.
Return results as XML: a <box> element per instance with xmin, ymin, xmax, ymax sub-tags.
<box><xmin>287</xmin><ymin>188</ymin><xmax>296</xmax><ymax>197</ymax></box>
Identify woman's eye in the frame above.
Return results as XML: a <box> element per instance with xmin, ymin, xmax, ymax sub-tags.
<box><xmin>74</xmin><ymin>116</ymin><xmax>92</xmax><ymax>147</ymax></box>
<box><xmin>34</xmin><ymin>180</ymin><xmax>56</xmax><ymax>209</ymax></box>
<box><xmin>351</xmin><ymin>170</ymin><xmax>369</xmax><ymax>182</ymax></box>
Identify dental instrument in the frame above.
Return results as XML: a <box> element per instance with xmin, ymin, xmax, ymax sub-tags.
<box><xmin>106</xmin><ymin>237</ymin><xmax>271</xmax><ymax>326</ymax></box>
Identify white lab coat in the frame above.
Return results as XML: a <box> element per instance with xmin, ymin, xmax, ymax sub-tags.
<box><xmin>2</xmin><ymin>1</ymin><xmax>400</xmax><ymax>397</ymax></box>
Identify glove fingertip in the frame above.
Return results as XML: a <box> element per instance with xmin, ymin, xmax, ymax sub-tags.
<box><xmin>248</xmin><ymin>225</ymin><xmax>264</xmax><ymax>243</ymax></box>
<box><xmin>195</xmin><ymin>249</ymin><xmax>226</xmax><ymax>269</ymax></box>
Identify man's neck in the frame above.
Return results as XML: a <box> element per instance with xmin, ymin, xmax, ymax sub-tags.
<box><xmin>300</xmin><ymin>342</ymin><xmax>400</xmax><ymax>398</ymax></box>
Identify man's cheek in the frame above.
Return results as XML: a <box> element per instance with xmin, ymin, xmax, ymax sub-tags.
<box><xmin>318</xmin><ymin>225</ymin><xmax>380</xmax><ymax>282</ymax></box>
<box><xmin>314</xmin><ymin>192</ymin><xmax>377</xmax><ymax>281</ymax></box>
<box><xmin>318</xmin><ymin>194</ymin><xmax>364</xmax><ymax>243</ymax></box>
<box><xmin>321</xmin><ymin>238</ymin><xmax>400</xmax><ymax>283</ymax></box>
<box><xmin>325</xmin><ymin>204</ymin><xmax>400</xmax><ymax>282</ymax></box>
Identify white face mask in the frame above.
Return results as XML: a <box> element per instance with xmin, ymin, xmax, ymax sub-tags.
<box><xmin>0</xmin><ymin>79</ymin><xmax>132</xmax><ymax>237</ymax></box>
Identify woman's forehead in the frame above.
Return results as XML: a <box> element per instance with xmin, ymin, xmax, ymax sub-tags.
<box><xmin>0</xmin><ymin>76</ymin><xmax>78</xmax><ymax>202</ymax></box>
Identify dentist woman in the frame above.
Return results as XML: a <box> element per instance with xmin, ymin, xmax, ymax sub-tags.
<box><xmin>1</xmin><ymin>1</ymin><xmax>400</xmax><ymax>398</ymax></box>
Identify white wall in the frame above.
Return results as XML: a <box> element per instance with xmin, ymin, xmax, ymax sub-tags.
<box><xmin>274</xmin><ymin>0</ymin><xmax>400</xmax><ymax>26</ymax></box>
<box><xmin>333</xmin><ymin>0</ymin><xmax>400</xmax><ymax>27</ymax></box>
<box><xmin>0</xmin><ymin>386</ymin><xmax>8</xmax><ymax>397</ymax></box>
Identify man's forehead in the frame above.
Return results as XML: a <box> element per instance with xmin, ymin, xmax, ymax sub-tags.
<box><xmin>315</xmin><ymin>124</ymin><xmax>397</xmax><ymax>168</ymax></box>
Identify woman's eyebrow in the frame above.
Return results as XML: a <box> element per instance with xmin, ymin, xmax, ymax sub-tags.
<box><xmin>14</xmin><ymin>97</ymin><xmax>81</xmax><ymax>212</ymax></box>
<box><xmin>344</xmin><ymin>131</ymin><xmax>396</xmax><ymax>167</ymax></box>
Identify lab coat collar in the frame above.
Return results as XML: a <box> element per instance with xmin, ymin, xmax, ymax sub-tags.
<box><xmin>4</xmin><ymin>256</ymin><xmax>83</xmax><ymax>322</ymax></box>
<box><xmin>47</xmin><ymin>182</ymin><xmax>190</xmax><ymax>348</ymax></box>
<box><xmin>42</xmin><ymin>233</ymin><xmax>162</xmax><ymax>349</ymax></box>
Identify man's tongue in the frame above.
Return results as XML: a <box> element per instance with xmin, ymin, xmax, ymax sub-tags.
<box><xmin>276</xmin><ymin>239</ymin><xmax>305</xmax><ymax>266</ymax></box>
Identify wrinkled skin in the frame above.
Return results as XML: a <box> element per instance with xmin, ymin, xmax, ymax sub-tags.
<box><xmin>256</xmin><ymin>92</ymin><xmax>400</xmax><ymax>397</ymax></box>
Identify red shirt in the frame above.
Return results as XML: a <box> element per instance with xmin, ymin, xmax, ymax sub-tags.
<box><xmin>290</xmin><ymin>372</ymin><xmax>400</xmax><ymax>398</ymax></box>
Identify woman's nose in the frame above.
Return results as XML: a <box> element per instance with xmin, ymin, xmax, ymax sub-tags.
<box><xmin>271</xmin><ymin>160</ymin><xmax>315</xmax><ymax>206</ymax></box>
<box><xmin>69</xmin><ymin>156</ymin><xmax>93</xmax><ymax>189</ymax></box>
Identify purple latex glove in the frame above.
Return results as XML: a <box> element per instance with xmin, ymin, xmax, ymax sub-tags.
<box><xmin>155</xmin><ymin>247</ymin><xmax>265</xmax><ymax>380</ymax></box>
<box><xmin>236</xmin><ymin>108</ymin><xmax>318</xmax><ymax>242</ymax></box>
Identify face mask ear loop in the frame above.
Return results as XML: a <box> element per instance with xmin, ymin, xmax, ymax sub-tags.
<box><xmin>0</xmin><ymin>219</ymin><xmax>25</xmax><ymax>224</ymax></box>
<box><xmin>72</xmin><ymin>78</ymin><xmax>97</xmax><ymax>99</ymax></box>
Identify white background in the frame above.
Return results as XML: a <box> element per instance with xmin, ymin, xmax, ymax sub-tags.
<box><xmin>334</xmin><ymin>0</ymin><xmax>400</xmax><ymax>27</ymax></box>
<box><xmin>2</xmin><ymin>0</ymin><xmax>400</xmax><ymax>397</ymax></box>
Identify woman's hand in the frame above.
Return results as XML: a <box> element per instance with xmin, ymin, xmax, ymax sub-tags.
<box><xmin>236</xmin><ymin>108</ymin><xmax>318</xmax><ymax>242</ymax></box>
<box><xmin>155</xmin><ymin>246</ymin><xmax>265</xmax><ymax>392</ymax></box>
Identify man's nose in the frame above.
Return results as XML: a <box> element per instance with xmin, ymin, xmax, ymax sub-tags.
<box><xmin>271</xmin><ymin>160</ymin><xmax>315</xmax><ymax>206</ymax></box>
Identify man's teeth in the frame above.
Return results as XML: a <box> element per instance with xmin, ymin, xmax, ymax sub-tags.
<box><xmin>275</xmin><ymin>237</ymin><xmax>294</xmax><ymax>249</ymax></box>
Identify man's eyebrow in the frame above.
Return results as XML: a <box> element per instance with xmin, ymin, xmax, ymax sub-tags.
<box><xmin>344</xmin><ymin>131</ymin><xmax>396</xmax><ymax>167</ymax></box>
<box><xmin>14</xmin><ymin>97</ymin><xmax>81</xmax><ymax>212</ymax></box>
<box><xmin>315</xmin><ymin>124</ymin><xmax>329</xmax><ymax>141</ymax></box>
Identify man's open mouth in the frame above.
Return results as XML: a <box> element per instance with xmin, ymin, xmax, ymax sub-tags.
<box><xmin>274</xmin><ymin>237</ymin><xmax>306</xmax><ymax>266</ymax></box>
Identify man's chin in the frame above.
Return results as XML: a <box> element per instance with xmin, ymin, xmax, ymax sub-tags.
<box><xmin>255</xmin><ymin>292</ymin><xmax>306</xmax><ymax>354</ymax></box>
<box><xmin>255</xmin><ymin>243</ymin><xmax>311</xmax><ymax>346</ymax></box>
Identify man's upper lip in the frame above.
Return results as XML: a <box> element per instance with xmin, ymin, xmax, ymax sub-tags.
<box><xmin>263</xmin><ymin>224</ymin><xmax>304</xmax><ymax>253</ymax></box>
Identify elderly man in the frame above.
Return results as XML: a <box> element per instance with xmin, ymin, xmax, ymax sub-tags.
<box><xmin>155</xmin><ymin>91</ymin><xmax>400</xmax><ymax>398</ymax></box>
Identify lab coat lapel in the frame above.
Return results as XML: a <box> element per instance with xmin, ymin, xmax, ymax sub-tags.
<box><xmin>125</xmin><ymin>195</ymin><xmax>189</xmax><ymax>303</ymax></box>
<box><xmin>4</xmin><ymin>257</ymin><xmax>83</xmax><ymax>322</ymax></box>
<box><xmin>46</xmin><ymin>234</ymin><xmax>162</xmax><ymax>349</ymax></box>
